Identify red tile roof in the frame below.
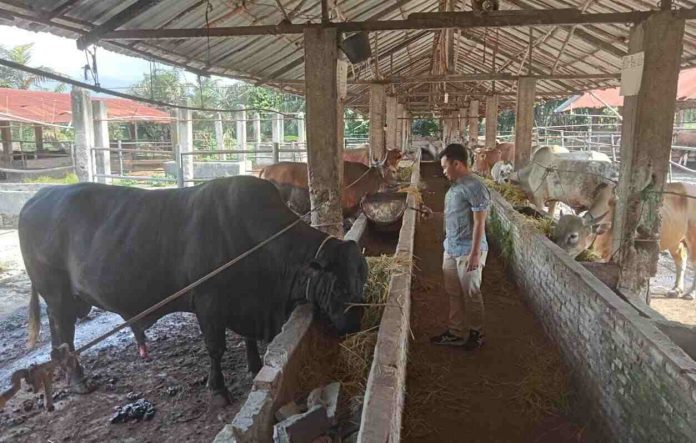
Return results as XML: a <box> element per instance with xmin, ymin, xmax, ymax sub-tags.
<box><xmin>0</xmin><ymin>88</ymin><xmax>171</xmax><ymax>125</ymax></box>
<box><xmin>557</xmin><ymin>67</ymin><xmax>696</xmax><ymax>112</ymax></box>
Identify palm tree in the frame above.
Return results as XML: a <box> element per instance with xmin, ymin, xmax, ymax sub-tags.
<box><xmin>0</xmin><ymin>43</ymin><xmax>63</xmax><ymax>90</ymax></box>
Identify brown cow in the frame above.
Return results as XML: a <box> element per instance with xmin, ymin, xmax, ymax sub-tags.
<box><xmin>259</xmin><ymin>161</ymin><xmax>395</xmax><ymax>218</ymax></box>
<box><xmin>553</xmin><ymin>182</ymin><xmax>696</xmax><ymax>299</ymax></box>
<box><xmin>473</xmin><ymin>142</ymin><xmax>515</xmax><ymax>177</ymax></box>
<box><xmin>343</xmin><ymin>146</ymin><xmax>403</xmax><ymax>171</ymax></box>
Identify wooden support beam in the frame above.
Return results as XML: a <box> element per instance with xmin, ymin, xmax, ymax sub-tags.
<box><xmin>101</xmin><ymin>9</ymin><xmax>696</xmax><ymax>40</ymax></box>
<box><xmin>0</xmin><ymin>120</ymin><xmax>11</xmax><ymax>166</ymax></box>
<box><xmin>31</xmin><ymin>124</ymin><xmax>44</xmax><ymax>154</ymax></box>
<box><xmin>304</xmin><ymin>27</ymin><xmax>344</xmax><ymax>238</ymax></box>
<box><xmin>385</xmin><ymin>95</ymin><xmax>398</xmax><ymax>150</ymax></box>
<box><xmin>70</xmin><ymin>87</ymin><xmax>94</xmax><ymax>182</ymax></box>
<box><xmin>513</xmin><ymin>77</ymin><xmax>536</xmax><ymax>168</ymax></box>
<box><xmin>485</xmin><ymin>95</ymin><xmax>499</xmax><ymax>149</ymax></box>
<box><xmin>612</xmin><ymin>11</ymin><xmax>685</xmax><ymax>298</ymax></box>
<box><xmin>77</xmin><ymin>0</ymin><xmax>163</xmax><ymax>49</ymax></box>
<box><xmin>468</xmin><ymin>100</ymin><xmax>479</xmax><ymax>144</ymax></box>
<box><xmin>369</xmin><ymin>84</ymin><xmax>386</xmax><ymax>163</ymax></box>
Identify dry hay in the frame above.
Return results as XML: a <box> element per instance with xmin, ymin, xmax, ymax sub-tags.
<box><xmin>397</xmin><ymin>185</ymin><xmax>423</xmax><ymax>207</ymax></box>
<box><xmin>397</xmin><ymin>164</ymin><xmax>414</xmax><ymax>183</ymax></box>
<box><xmin>506</xmin><ymin>337</ymin><xmax>572</xmax><ymax>421</ymax></box>
<box><xmin>300</xmin><ymin>255</ymin><xmax>403</xmax><ymax>402</ymax></box>
<box><xmin>482</xmin><ymin>178</ymin><xmax>529</xmax><ymax>206</ymax></box>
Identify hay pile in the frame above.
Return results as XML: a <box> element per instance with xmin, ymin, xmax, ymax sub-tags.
<box><xmin>300</xmin><ymin>255</ymin><xmax>402</xmax><ymax>402</ymax></box>
<box><xmin>482</xmin><ymin>178</ymin><xmax>528</xmax><ymax>206</ymax></box>
<box><xmin>397</xmin><ymin>164</ymin><xmax>414</xmax><ymax>183</ymax></box>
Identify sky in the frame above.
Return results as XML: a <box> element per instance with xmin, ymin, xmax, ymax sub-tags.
<box><xmin>1</xmin><ymin>25</ymin><xmax>229</xmax><ymax>92</ymax></box>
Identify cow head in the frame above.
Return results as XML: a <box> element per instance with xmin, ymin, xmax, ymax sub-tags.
<box><xmin>386</xmin><ymin>148</ymin><xmax>404</xmax><ymax>168</ymax></box>
<box><xmin>493</xmin><ymin>161</ymin><xmax>514</xmax><ymax>184</ymax></box>
<box><xmin>306</xmin><ymin>239</ymin><xmax>367</xmax><ymax>335</ymax></box>
<box><xmin>370</xmin><ymin>158</ymin><xmax>398</xmax><ymax>188</ymax></box>
<box><xmin>553</xmin><ymin>211</ymin><xmax>611</xmax><ymax>258</ymax></box>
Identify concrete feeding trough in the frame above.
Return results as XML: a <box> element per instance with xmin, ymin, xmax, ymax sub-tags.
<box><xmin>360</xmin><ymin>191</ymin><xmax>407</xmax><ymax>233</ymax></box>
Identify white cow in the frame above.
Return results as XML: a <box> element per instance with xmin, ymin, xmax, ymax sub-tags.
<box><xmin>491</xmin><ymin>161</ymin><xmax>514</xmax><ymax>184</ymax></box>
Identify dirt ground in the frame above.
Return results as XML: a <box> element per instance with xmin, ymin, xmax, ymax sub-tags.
<box><xmin>402</xmin><ymin>162</ymin><xmax>597</xmax><ymax>443</ymax></box>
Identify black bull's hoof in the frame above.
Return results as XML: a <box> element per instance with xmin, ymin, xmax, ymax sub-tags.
<box><xmin>209</xmin><ymin>389</ymin><xmax>233</xmax><ymax>409</ymax></box>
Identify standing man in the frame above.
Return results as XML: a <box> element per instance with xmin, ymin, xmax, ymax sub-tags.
<box><xmin>431</xmin><ymin>143</ymin><xmax>491</xmax><ymax>350</ymax></box>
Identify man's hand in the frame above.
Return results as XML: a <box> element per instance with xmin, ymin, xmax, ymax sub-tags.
<box><xmin>467</xmin><ymin>250</ymin><xmax>481</xmax><ymax>272</ymax></box>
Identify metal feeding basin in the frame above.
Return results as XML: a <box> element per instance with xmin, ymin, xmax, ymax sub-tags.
<box><xmin>360</xmin><ymin>191</ymin><xmax>408</xmax><ymax>232</ymax></box>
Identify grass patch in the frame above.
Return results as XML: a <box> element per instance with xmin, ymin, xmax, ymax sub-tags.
<box><xmin>24</xmin><ymin>173</ymin><xmax>78</xmax><ymax>184</ymax></box>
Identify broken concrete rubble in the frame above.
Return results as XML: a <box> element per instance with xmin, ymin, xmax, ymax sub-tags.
<box><xmin>307</xmin><ymin>382</ymin><xmax>340</xmax><ymax>426</ymax></box>
<box><xmin>273</xmin><ymin>405</ymin><xmax>330</xmax><ymax>443</ymax></box>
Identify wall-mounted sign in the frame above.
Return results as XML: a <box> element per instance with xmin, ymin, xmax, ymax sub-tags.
<box><xmin>620</xmin><ymin>51</ymin><xmax>644</xmax><ymax>97</ymax></box>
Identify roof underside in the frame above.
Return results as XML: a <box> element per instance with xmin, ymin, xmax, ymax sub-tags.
<box><xmin>2</xmin><ymin>0</ymin><xmax>696</xmax><ymax>116</ymax></box>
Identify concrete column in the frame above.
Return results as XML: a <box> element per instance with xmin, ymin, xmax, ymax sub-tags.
<box><xmin>612</xmin><ymin>11</ymin><xmax>685</xmax><ymax>298</ymax></box>
<box><xmin>236</xmin><ymin>109</ymin><xmax>247</xmax><ymax>161</ymax></box>
<box><xmin>304</xmin><ymin>27</ymin><xmax>344</xmax><ymax>238</ymax></box>
<box><xmin>272</xmin><ymin>112</ymin><xmax>284</xmax><ymax>144</ymax></box>
<box><xmin>385</xmin><ymin>95</ymin><xmax>398</xmax><ymax>151</ymax></box>
<box><xmin>253</xmin><ymin>112</ymin><xmax>262</xmax><ymax>150</ymax></box>
<box><xmin>369</xmin><ymin>83</ymin><xmax>386</xmax><ymax>163</ymax></box>
<box><xmin>514</xmin><ymin>78</ymin><xmax>536</xmax><ymax>168</ymax></box>
<box><xmin>485</xmin><ymin>95</ymin><xmax>499</xmax><ymax>149</ymax></box>
<box><xmin>297</xmin><ymin>112</ymin><xmax>306</xmax><ymax>145</ymax></box>
<box><xmin>71</xmin><ymin>87</ymin><xmax>94</xmax><ymax>182</ymax></box>
<box><xmin>214</xmin><ymin>112</ymin><xmax>225</xmax><ymax>151</ymax></box>
<box><xmin>92</xmin><ymin>100</ymin><xmax>111</xmax><ymax>184</ymax></box>
<box><xmin>175</xmin><ymin>108</ymin><xmax>194</xmax><ymax>187</ymax></box>
<box><xmin>468</xmin><ymin>100</ymin><xmax>479</xmax><ymax>145</ymax></box>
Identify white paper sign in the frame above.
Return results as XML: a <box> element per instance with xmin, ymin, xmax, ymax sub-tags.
<box><xmin>620</xmin><ymin>51</ymin><xmax>644</xmax><ymax>97</ymax></box>
<box><xmin>337</xmin><ymin>59</ymin><xmax>348</xmax><ymax>100</ymax></box>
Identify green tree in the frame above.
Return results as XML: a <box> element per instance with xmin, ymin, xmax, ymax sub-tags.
<box><xmin>0</xmin><ymin>43</ymin><xmax>63</xmax><ymax>90</ymax></box>
<box><xmin>129</xmin><ymin>68</ymin><xmax>185</xmax><ymax>104</ymax></box>
<box><xmin>412</xmin><ymin>118</ymin><xmax>440</xmax><ymax>137</ymax></box>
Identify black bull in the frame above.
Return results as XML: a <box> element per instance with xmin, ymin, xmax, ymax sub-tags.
<box><xmin>18</xmin><ymin>176</ymin><xmax>367</xmax><ymax>406</ymax></box>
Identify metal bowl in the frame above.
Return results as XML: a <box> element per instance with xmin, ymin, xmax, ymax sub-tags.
<box><xmin>360</xmin><ymin>191</ymin><xmax>407</xmax><ymax>232</ymax></box>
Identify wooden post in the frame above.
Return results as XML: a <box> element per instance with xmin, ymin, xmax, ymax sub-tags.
<box><xmin>612</xmin><ymin>11</ymin><xmax>685</xmax><ymax>298</ymax></box>
<box><xmin>369</xmin><ymin>83</ymin><xmax>386</xmax><ymax>163</ymax></box>
<box><xmin>395</xmin><ymin>104</ymin><xmax>404</xmax><ymax>150</ymax></box>
<box><xmin>71</xmin><ymin>87</ymin><xmax>95</xmax><ymax>182</ymax></box>
<box><xmin>92</xmin><ymin>100</ymin><xmax>112</xmax><ymax>184</ymax></box>
<box><xmin>175</xmin><ymin>108</ymin><xmax>194</xmax><ymax>187</ymax></box>
<box><xmin>385</xmin><ymin>95</ymin><xmax>398</xmax><ymax>151</ymax></box>
<box><xmin>458</xmin><ymin>107</ymin><xmax>467</xmax><ymax>141</ymax></box>
<box><xmin>304</xmin><ymin>27</ymin><xmax>344</xmax><ymax>238</ymax></box>
<box><xmin>468</xmin><ymin>100</ymin><xmax>479</xmax><ymax>145</ymax></box>
<box><xmin>485</xmin><ymin>95</ymin><xmax>499</xmax><ymax>149</ymax></box>
<box><xmin>0</xmin><ymin>120</ymin><xmax>11</xmax><ymax>166</ymax></box>
<box><xmin>214</xmin><ymin>112</ymin><xmax>225</xmax><ymax>151</ymax></box>
<box><xmin>514</xmin><ymin>77</ymin><xmax>536</xmax><ymax>168</ymax></box>
<box><xmin>34</xmin><ymin>125</ymin><xmax>44</xmax><ymax>152</ymax></box>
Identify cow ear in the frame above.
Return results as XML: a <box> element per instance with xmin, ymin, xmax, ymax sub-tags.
<box><xmin>592</xmin><ymin>222</ymin><xmax>610</xmax><ymax>235</ymax></box>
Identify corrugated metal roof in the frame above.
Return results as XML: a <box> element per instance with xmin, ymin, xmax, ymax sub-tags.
<box><xmin>1</xmin><ymin>0</ymin><xmax>695</xmax><ymax>114</ymax></box>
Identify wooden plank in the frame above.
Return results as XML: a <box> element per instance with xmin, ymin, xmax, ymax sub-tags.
<box><xmin>77</xmin><ymin>0</ymin><xmax>163</xmax><ymax>49</ymax></box>
<box><xmin>101</xmin><ymin>9</ymin><xmax>696</xmax><ymax>40</ymax></box>
<box><xmin>485</xmin><ymin>94</ymin><xmax>499</xmax><ymax>149</ymax></box>
<box><xmin>369</xmin><ymin>84</ymin><xmax>386</xmax><ymax>163</ymax></box>
<box><xmin>304</xmin><ymin>27</ymin><xmax>343</xmax><ymax>238</ymax></box>
<box><xmin>468</xmin><ymin>99</ymin><xmax>479</xmax><ymax>144</ymax></box>
<box><xmin>612</xmin><ymin>11</ymin><xmax>686</xmax><ymax>297</ymax></box>
<box><xmin>513</xmin><ymin>77</ymin><xmax>536</xmax><ymax>168</ymax></box>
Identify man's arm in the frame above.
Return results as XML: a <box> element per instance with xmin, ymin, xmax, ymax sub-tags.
<box><xmin>467</xmin><ymin>210</ymin><xmax>488</xmax><ymax>272</ymax></box>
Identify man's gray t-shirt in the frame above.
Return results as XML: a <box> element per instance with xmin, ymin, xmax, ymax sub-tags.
<box><xmin>443</xmin><ymin>174</ymin><xmax>491</xmax><ymax>257</ymax></box>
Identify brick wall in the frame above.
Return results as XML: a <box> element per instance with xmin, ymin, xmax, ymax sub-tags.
<box><xmin>489</xmin><ymin>192</ymin><xmax>696</xmax><ymax>442</ymax></box>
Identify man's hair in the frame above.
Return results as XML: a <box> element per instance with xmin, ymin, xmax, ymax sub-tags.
<box><xmin>438</xmin><ymin>143</ymin><xmax>471</xmax><ymax>166</ymax></box>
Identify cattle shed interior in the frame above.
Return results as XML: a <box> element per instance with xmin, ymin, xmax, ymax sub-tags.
<box><xmin>2</xmin><ymin>0</ymin><xmax>696</xmax><ymax>442</ymax></box>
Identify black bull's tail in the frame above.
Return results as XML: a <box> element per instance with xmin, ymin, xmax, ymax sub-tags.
<box><xmin>28</xmin><ymin>285</ymin><xmax>40</xmax><ymax>348</ymax></box>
